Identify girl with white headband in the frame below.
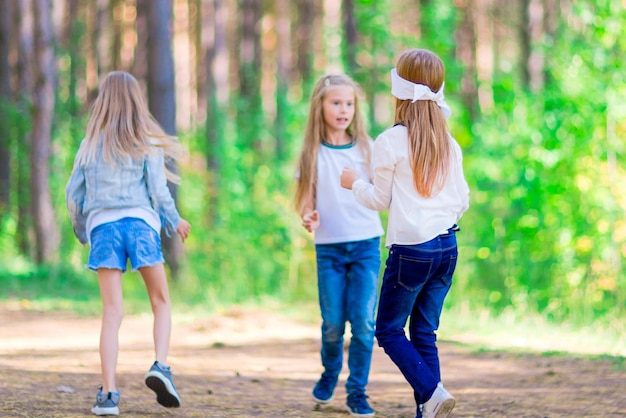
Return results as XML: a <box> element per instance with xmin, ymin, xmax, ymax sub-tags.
<box><xmin>341</xmin><ymin>49</ymin><xmax>469</xmax><ymax>418</ymax></box>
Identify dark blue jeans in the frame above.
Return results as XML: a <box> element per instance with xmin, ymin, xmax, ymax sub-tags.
<box><xmin>375</xmin><ymin>229</ymin><xmax>457</xmax><ymax>409</ymax></box>
<box><xmin>315</xmin><ymin>237</ymin><xmax>381</xmax><ymax>396</ymax></box>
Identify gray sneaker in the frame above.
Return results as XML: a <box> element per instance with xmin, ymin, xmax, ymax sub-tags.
<box><xmin>144</xmin><ymin>361</ymin><xmax>181</xmax><ymax>408</ymax></box>
<box><xmin>91</xmin><ymin>388</ymin><xmax>120</xmax><ymax>416</ymax></box>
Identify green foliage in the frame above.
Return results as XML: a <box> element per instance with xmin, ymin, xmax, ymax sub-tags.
<box><xmin>2</xmin><ymin>0</ymin><xmax>626</xmax><ymax>333</ymax></box>
<box><xmin>447</xmin><ymin>1</ymin><xmax>626</xmax><ymax>325</ymax></box>
<box><xmin>167</xmin><ymin>93</ymin><xmax>316</xmax><ymax>308</ymax></box>
<box><xmin>0</xmin><ymin>247</ymin><xmax>101</xmax><ymax>315</ymax></box>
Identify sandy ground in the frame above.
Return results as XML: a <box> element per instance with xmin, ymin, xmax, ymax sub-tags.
<box><xmin>1</xmin><ymin>304</ymin><xmax>626</xmax><ymax>417</ymax></box>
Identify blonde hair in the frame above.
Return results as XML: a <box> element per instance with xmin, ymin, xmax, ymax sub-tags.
<box><xmin>75</xmin><ymin>71</ymin><xmax>184</xmax><ymax>183</ymax></box>
<box><xmin>294</xmin><ymin>74</ymin><xmax>372</xmax><ymax>215</ymax></box>
<box><xmin>394</xmin><ymin>49</ymin><xmax>451</xmax><ymax>197</ymax></box>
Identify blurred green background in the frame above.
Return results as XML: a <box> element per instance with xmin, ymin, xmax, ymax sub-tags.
<box><xmin>1</xmin><ymin>0</ymin><xmax>625</xmax><ymax>348</ymax></box>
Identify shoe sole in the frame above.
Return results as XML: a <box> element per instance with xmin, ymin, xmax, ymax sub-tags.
<box><xmin>145</xmin><ymin>371</ymin><xmax>181</xmax><ymax>408</ymax></box>
<box><xmin>431</xmin><ymin>398</ymin><xmax>455</xmax><ymax>418</ymax></box>
<box><xmin>91</xmin><ymin>405</ymin><xmax>119</xmax><ymax>416</ymax></box>
<box><xmin>345</xmin><ymin>404</ymin><xmax>375</xmax><ymax>417</ymax></box>
<box><xmin>312</xmin><ymin>392</ymin><xmax>334</xmax><ymax>404</ymax></box>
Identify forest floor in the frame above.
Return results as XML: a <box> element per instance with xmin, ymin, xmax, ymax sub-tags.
<box><xmin>1</xmin><ymin>302</ymin><xmax>626</xmax><ymax>418</ymax></box>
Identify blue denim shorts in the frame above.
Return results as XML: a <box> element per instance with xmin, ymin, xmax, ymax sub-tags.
<box><xmin>87</xmin><ymin>217</ymin><xmax>164</xmax><ymax>272</ymax></box>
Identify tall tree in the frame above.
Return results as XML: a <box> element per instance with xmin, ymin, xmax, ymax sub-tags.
<box><xmin>203</xmin><ymin>0</ymin><xmax>228</xmax><ymax>223</ymax></box>
<box><xmin>145</xmin><ymin>0</ymin><xmax>184</xmax><ymax>278</ymax></box>
<box><xmin>296</xmin><ymin>0</ymin><xmax>316</xmax><ymax>93</ymax></box>
<box><xmin>274</xmin><ymin>0</ymin><xmax>291</xmax><ymax>161</ymax></box>
<box><xmin>134</xmin><ymin>0</ymin><xmax>149</xmax><ymax>83</ymax></box>
<box><xmin>61</xmin><ymin>0</ymin><xmax>80</xmax><ymax>117</ymax></box>
<box><xmin>111</xmin><ymin>0</ymin><xmax>122</xmax><ymax>71</ymax></box>
<box><xmin>15</xmin><ymin>0</ymin><xmax>35</xmax><ymax>256</ymax></box>
<box><xmin>454</xmin><ymin>0</ymin><xmax>480</xmax><ymax>122</ymax></box>
<box><xmin>31</xmin><ymin>0</ymin><xmax>60</xmax><ymax>263</ymax></box>
<box><xmin>342</xmin><ymin>0</ymin><xmax>357</xmax><ymax>74</ymax></box>
<box><xmin>236</xmin><ymin>0</ymin><xmax>263</xmax><ymax>158</ymax></box>
<box><xmin>191</xmin><ymin>0</ymin><xmax>204</xmax><ymax>120</ymax></box>
<box><xmin>96</xmin><ymin>0</ymin><xmax>113</xmax><ymax>75</ymax></box>
<box><xmin>473</xmin><ymin>0</ymin><xmax>495</xmax><ymax>112</ymax></box>
<box><xmin>0</xmin><ymin>0</ymin><xmax>12</xmax><ymax>211</ymax></box>
<box><xmin>520</xmin><ymin>0</ymin><xmax>546</xmax><ymax>92</ymax></box>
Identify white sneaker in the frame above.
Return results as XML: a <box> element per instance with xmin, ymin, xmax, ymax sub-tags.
<box><xmin>422</xmin><ymin>384</ymin><xmax>455</xmax><ymax>418</ymax></box>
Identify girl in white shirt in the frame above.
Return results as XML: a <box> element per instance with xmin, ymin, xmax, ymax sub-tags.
<box><xmin>295</xmin><ymin>74</ymin><xmax>384</xmax><ymax>417</ymax></box>
<box><xmin>341</xmin><ymin>49</ymin><xmax>469</xmax><ymax>418</ymax></box>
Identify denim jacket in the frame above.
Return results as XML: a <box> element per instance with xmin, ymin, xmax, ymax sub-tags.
<box><xmin>65</xmin><ymin>139</ymin><xmax>181</xmax><ymax>244</ymax></box>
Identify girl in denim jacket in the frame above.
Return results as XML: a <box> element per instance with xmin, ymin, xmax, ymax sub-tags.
<box><xmin>341</xmin><ymin>49</ymin><xmax>470</xmax><ymax>418</ymax></box>
<box><xmin>295</xmin><ymin>74</ymin><xmax>384</xmax><ymax>417</ymax></box>
<box><xmin>66</xmin><ymin>71</ymin><xmax>190</xmax><ymax>416</ymax></box>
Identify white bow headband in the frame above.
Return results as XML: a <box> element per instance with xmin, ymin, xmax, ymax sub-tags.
<box><xmin>390</xmin><ymin>68</ymin><xmax>451</xmax><ymax>119</ymax></box>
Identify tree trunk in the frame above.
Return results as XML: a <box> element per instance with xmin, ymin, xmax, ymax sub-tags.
<box><xmin>454</xmin><ymin>0</ymin><xmax>480</xmax><ymax>122</ymax></box>
<box><xmin>134</xmin><ymin>0</ymin><xmax>149</xmax><ymax>83</ymax></box>
<box><xmin>0</xmin><ymin>0</ymin><xmax>12</xmax><ymax>211</ymax></box>
<box><xmin>296</xmin><ymin>0</ymin><xmax>315</xmax><ymax>93</ymax></box>
<box><xmin>96</xmin><ymin>0</ymin><xmax>113</xmax><ymax>76</ymax></box>
<box><xmin>274</xmin><ymin>0</ymin><xmax>290</xmax><ymax>162</ymax></box>
<box><xmin>520</xmin><ymin>0</ymin><xmax>531</xmax><ymax>89</ymax></box>
<box><xmin>146</xmin><ymin>0</ymin><xmax>183</xmax><ymax>278</ymax></box>
<box><xmin>172</xmin><ymin>0</ymin><xmax>192</xmax><ymax>130</ymax></box>
<box><xmin>473</xmin><ymin>0</ymin><xmax>495</xmax><ymax>112</ymax></box>
<box><xmin>31</xmin><ymin>0</ymin><xmax>60</xmax><ymax>264</ymax></box>
<box><xmin>237</xmin><ymin>0</ymin><xmax>263</xmax><ymax>156</ymax></box>
<box><xmin>237</xmin><ymin>0</ymin><xmax>261</xmax><ymax>101</ymax></box>
<box><xmin>342</xmin><ymin>0</ymin><xmax>356</xmax><ymax>74</ymax></box>
<box><xmin>61</xmin><ymin>0</ymin><xmax>80</xmax><ymax>117</ymax></box>
<box><xmin>541</xmin><ymin>0</ymin><xmax>557</xmax><ymax>88</ymax></box>
<box><xmin>191</xmin><ymin>0</ymin><xmax>204</xmax><ymax>121</ymax></box>
<box><xmin>202</xmin><ymin>0</ymin><xmax>227</xmax><ymax>224</ymax></box>
<box><xmin>16</xmin><ymin>0</ymin><xmax>34</xmax><ymax>256</ymax></box>
<box><xmin>111</xmin><ymin>0</ymin><xmax>122</xmax><ymax>71</ymax></box>
<box><xmin>84</xmin><ymin>1</ymin><xmax>97</xmax><ymax>102</ymax></box>
<box><xmin>524</xmin><ymin>0</ymin><xmax>546</xmax><ymax>93</ymax></box>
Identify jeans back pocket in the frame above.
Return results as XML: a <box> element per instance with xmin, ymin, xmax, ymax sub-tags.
<box><xmin>397</xmin><ymin>254</ymin><xmax>434</xmax><ymax>292</ymax></box>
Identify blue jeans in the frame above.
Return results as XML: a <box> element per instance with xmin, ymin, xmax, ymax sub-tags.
<box><xmin>315</xmin><ymin>237</ymin><xmax>381</xmax><ymax>395</ymax></box>
<box><xmin>375</xmin><ymin>229</ymin><xmax>458</xmax><ymax>410</ymax></box>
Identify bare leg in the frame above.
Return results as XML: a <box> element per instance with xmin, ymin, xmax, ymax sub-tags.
<box><xmin>139</xmin><ymin>263</ymin><xmax>171</xmax><ymax>364</ymax></box>
<box><xmin>97</xmin><ymin>268</ymin><xmax>124</xmax><ymax>393</ymax></box>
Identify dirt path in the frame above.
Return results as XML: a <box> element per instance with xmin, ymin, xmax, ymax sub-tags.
<box><xmin>1</xmin><ymin>305</ymin><xmax>625</xmax><ymax>418</ymax></box>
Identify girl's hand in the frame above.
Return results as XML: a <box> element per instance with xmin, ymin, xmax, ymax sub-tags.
<box><xmin>177</xmin><ymin>218</ymin><xmax>191</xmax><ymax>242</ymax></box>
<box><xmin>302</xmin><ymin>210</ymin><xmax>320</xmax><ymax>232</ymax></box>
<box><xmin>340</xmin><ymin>167</ymin><xmax>359</xmax><ymax>190</ymax></box>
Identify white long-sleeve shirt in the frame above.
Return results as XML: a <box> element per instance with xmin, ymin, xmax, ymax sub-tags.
<box><xmin>352</xmin><ymin>124</ymin><xmax>469</xmax><ymax>247</ymax></box>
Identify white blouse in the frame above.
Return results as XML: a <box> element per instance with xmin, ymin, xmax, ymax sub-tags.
<box><xmin>352</xmin><ymin>124</ymin><xmax>469</xmax><ymax>247</ymax></box>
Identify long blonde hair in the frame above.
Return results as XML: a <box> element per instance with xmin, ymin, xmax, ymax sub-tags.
<box><xmin>294</xmin><ymin>74</ymin><xmax>372</xmax><ymax>215</ymax></box>
<box><xmin>75</xmin><ymin>71</ymin><xmax>184</xmax><ymax>183</ymax></box>
<box><xmin>394</xmin><ymin>49</ymin><xmax>451</xmax><ymax>197</ymax></box>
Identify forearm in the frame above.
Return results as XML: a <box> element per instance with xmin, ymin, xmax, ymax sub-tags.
<box><xmin>352</xmin><ymin>179</ymin><xmax>391</xmax><ymax>211</ymax></box>
<box><xmin>145</xmin><ymin>153</ymin><xmax>181</xmax><ymax>234</ymax></box>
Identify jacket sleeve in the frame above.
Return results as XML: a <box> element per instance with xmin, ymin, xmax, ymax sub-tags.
<box><xmin>144</xmin><ymin>149</ymin><xmax>181</xmax><ymax>236</ymax></box>
<box><xmin>65</xmin><ymin>162</ymin><xmax>88</xmax><ymax>244</ymax></box>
